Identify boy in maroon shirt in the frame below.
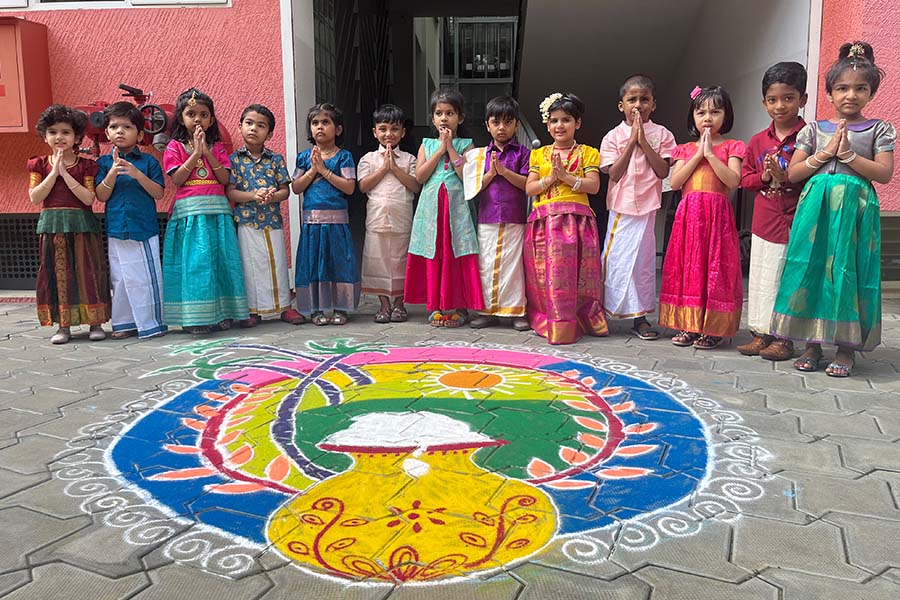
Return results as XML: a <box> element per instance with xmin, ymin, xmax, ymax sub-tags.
<box><xmin>738</xmin><ymin>62</ymin><xmax>808</xmax><ymax>360</ymax></box>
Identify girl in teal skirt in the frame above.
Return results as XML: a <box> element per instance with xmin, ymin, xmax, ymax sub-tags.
<box><xmin>773</xmin><ymin>42</ymin><xmax>895</xmax><ymax>377</ymax></box>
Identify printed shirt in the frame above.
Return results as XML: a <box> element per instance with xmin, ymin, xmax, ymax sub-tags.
<box><xmin>357</xmin><ymin>146</ymin><xmax>417</xmax><ymax>233</ymax></box>
<box><xmin>740</xmin><ymin>119</ymin><xmax>806</xmax><ymax>244</ymax></box>
<box><xmin>229</xmin><ymin>146</ymin><xmax>292</xmax><ymax>230</ymax></box>
<box><xmin>476</xmin><ymin>138</ymin><xmax>530</xmax><ymax>224</ymax></box>
<box><xmin>163</xmin><ymin>140</ymin><xmax>231</xmax><ymax>202</ymax></box>
<box><xmin>600</xmin><ymin>120</ymin><xmax>676</xmax><ymax>216</ymax></box>
<box><xmin>96</xmin><ymin>147</ymin><xmax>164</xmax><ymax>241</ymax></box>
<box><xmin>294</xmin><ymin>148</ymin><xmax>356</xmax><ymax>211</ymax></box>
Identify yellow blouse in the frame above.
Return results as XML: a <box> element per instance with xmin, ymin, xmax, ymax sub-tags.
<box><xmin>529</xmin><ymin>144</ymin><xmax>600</xmax><ymax>208</ymax></box>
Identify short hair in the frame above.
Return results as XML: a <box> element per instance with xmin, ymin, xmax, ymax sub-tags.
<box><xmin>241</xmin><ymin>104</ymin><xmax>276</xmax><ymax>131</ymax></box>
<box><xmin>547</xmin><ymin>92</ymin><xmax>586</xmax><ymax>121</ymax></box>
<box><xmin>429</xmin><ymin>88</ymin><xmax>465</xmax><ymax>119</ymax></box>
<box><xmin>762</xmin><ymin>62</ymin><xmax>807</xmax><ymax>96</ymax></box>
<box><xmin>825</xmin><ymin>41</ymin><xmax>884</xmax><ymax>95</ymax></box>
<box><xmin>171</xmin><ymin>88</ymin><xmax>222</xmax><ymax>144</ymax></box>
<box><xmin>102</xmin><ymin>101</ymin><xmax>144</xmax><ymax>130</ymax></box>
<box><xmin>619</xmin><ymin>74</ymin><xmax>655</xmax><ymax>99</ymax></box>
<box><xmin>36</xmin><ymin>104</ymin><xmax>88</xmax><ymax>142</ymax></box>
<box><xmin>686</xmin><ymin>86</ymin><xmax>734</xmax><ymax>137</ymax></box>
<box><xmin>485</xmin><ymin>96</ymin><xmax>520</xmax><ymax>122</ymax></box>
<box><xmin>372</xmin><ymin>104</ymin><xmax>405</xmax><ymax>126</ymax></box>
<box><xmin>305</xmin><ymin>103</ymin><xmax>344</xmax><ymax>145</ymax></box>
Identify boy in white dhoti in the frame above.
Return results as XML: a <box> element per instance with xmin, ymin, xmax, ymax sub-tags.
<box><xmin>599</xmin><ymin>75</ymin><xmax>676</xmax><ymax>340</ymax></box>
<box><xmin>358</xmin><ymin>104</ymin><xmax>420</xmax><ymax>323</ymax></box>
<box><xmin>96</xmin><ymin>102</ymin><xmax>167</xmax><ymax>339</ymax></box>
<box><xmin>226</xmin><ymin>104</ymin><xmax>304</xmax><ymax>327</ymax></box>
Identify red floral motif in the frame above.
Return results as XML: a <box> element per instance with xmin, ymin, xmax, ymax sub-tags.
<box><xmin>386</xmin><ymin>500</ymin><xmax>447</xmax><ymax>534</ymax></box>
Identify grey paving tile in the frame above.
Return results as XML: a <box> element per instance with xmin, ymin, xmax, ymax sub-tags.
<box><xmin>636</xmin><ymin>567</ymin><xmax>777</xmax><ymax>599</ymax></box>
<box><xmin>781</xmin><ymin>470</ymin><xmax>900</xmax><ymax>519</ymax></box>
<box><xmin>822</xmin><ymin>513</ymin><xmax>900</xmax><ymax>572</ymax></box>
<box><xmin>2</xmin><ymin>563</ymin><xmax>148</xmax><ymax>600</ymax></box>
<box><xmin>731</xmin><ymin>515</ymin><xmax>867</xmax><ymax>580</ymax></box>
<box><xmin>0</xmin><ymin>435</ymin><xmax>75</xmax><ymax>475</ymax></box>
<box><xmin>0</xmin><ymin>466</ymin><xmax>49</xmax><ymax>499</ymax></box>
<box><xmin>258</xmin><ymin>564</ymin><xmax>391</xmax><ymax>600</ymax></box>
<box><xmin>833</xmin><ymin>389</ymin><xmax>900</xmax><ymax>412</ymax></box>
<box><xmin>0</xmin><ymin>386</ymin><xmax>97</xmax><ymax>415</ymax></box>
<box><xmin>0</xmin><ymin>570</ymin><xmax>30</xmax><ymax>597</ymax></box>
<box><xmin>0</xmin><ymin>506</ymin><xmax>90</xmax><ymax>571</ymax></box>
<box><xmin>762</xmin><ymin>389</ymin><xmax>845</xmax><ymax>414</ymax></box>
<box><xmin>129</xmin><ymin>562</ymin><xmax>274</xmax><ymax>598</ymax></box>
<box><xmin>512</xmin><ymin>563</ymin><xmax>651</xmax><ymax>599</ymax></box>
<box><xmin>751</xmin><ymin>437</ymin><xmax>858</xmax><ymax>477</ymax></box>
<box><xmin>759</xmin><ymin>567</ymin><xmax>900</xmax><ymax>600</ymax></box>
<box><xmin>0</xmin><ymin>408</ymin><xmax>61</xmax><ymax>438</ymax></box>
<box><xmin>828</xmin><ymin>435</ymin><xmax>900</xmax><ymax>473</ymax></box>
<box><xmin>793</xmin><ymin>409</ymin><xmax>890</xmax><ymax>440</ymax></box>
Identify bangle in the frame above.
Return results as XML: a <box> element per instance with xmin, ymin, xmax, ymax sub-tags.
<box><xmin>804</xmin><ymin>157</ymin><xmax>820</xmax><ymax>170</ymax></box>
<box><xmin>839</xmin><ymin>151</ymin><xmax>858</xmax><ymax>163</ymax></box>
<box><xmin>212</xmin><ymin>165</ymin><xmax>224</xmax><ymax>172</ymax></box>
<box><xmin>572</xmin><ymin>176</ymin><xmax>583</xmax><ymax>191</ymax></box>
<box><xmin>101</xmin><ymin>181</ymin><xmax>114</xmax><ymax>190</ymax></box>
<box><xmin>837</xmin><ymin>149</ymin><xmax>855</xmax><ymax>159</ymax></box>
<box><xmin>179</xmin><ymin>164</ymin><xmax>191</xmax><ymax>173</ymax></box>
<box><xmin>451</xmin><ymin>156</ymin><xmax>465</xmax><ymax>167</ymax></box>
<box><xmin>323</xmin><ymin>170</ymin><xmax>332</xmax><ymax>180</ymax></box>
<box><xmin>539</xmin><ymin>176</ymin><xmax>549</xmax><ymax>190</ymax></box>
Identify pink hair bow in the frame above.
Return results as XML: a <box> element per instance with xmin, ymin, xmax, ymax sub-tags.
<box><xmin>690</xmin><ymin>86</ymin><xmax>703</xmax><ymax>100</ymax></box>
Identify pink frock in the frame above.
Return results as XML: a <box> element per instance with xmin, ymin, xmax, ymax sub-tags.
<box><xmin>659</xmin><ymin>139</ymin><xmax>746</xmax><ymax>338</ymax></box>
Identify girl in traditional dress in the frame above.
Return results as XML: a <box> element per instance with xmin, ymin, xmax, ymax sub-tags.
<box><xmin>773</xmin><ymin>42</ymin><xmax>895</xmax><ymax>377</ymax></box>
<box><xmin>405</xmin><ymin>89</ymin><xmax>484</xmax><ymax>327</ymax></box>
<box><xmin>659</xmin><ymin>86</ymin><xmax>745</xmax><ymax>349</ymax></box>
<box><xmin>28</xmin><ymin>105</ymin><xmax>110</xmax><ymax>344</ymax></box>
<box><xmin>163</xmin><ymin>88</ymin><xmax>249</xmax><ymax>334</ymax></box>
<box><xmin>291</xmin><ymin>103</ymin><xmax>360</xmax><ymax>326</ymax></box>
<box><xmin>523</xmin><ymin>92</ymin><xmax>608</xmax><ymax>345</ymax></box>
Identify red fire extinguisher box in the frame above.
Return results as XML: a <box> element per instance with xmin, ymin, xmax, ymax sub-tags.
<box><xmin>0</xmin><ymin>17</ymin><xmax>52</xmax><ymax>134</ymax></box>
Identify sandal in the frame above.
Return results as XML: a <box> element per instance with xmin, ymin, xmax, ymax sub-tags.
<box><xmin>672</xmin><ymin>331</ymin><xmax>699</xmax><ymax>347</ymax></box>
<box><xmin>331</xmin><ymin>311</ymin><xmax>348</xmax><ymax>326</ymax></box>
<box><xmin>428</xmin><ymin>311</ymin><xmax>445</xmax><ymax>327</ymax></box>
<box><xmin>825</xmin><ymin>350</ymin><xmax>854</xmax><ymax>378</ymax></box>
<box><xmin>280</xmin><ymin>309</ymin><xmax>306</xmax><ymax>325</ymax></box>
<box><xmin>374</xmin><ymin>309</ymin><xmax>391</xmax><ymax>324</ymax></box>
<box><xmin>390</xmin><ymin>306</ymin><xmax>408</xmax><ymax>323</ymax></box>
<box><xmin>213</xmin><ymin>319</ymin><xmax>233</xmax><ymax>332</ymax></box>
<box><xmin>311</xmin><ymin>312</ymin><xmax>330</xmax><ymax>326</ymax></box>
<box><xmin>631</xmin><ymin>321</ymin><xmax>659</xmax><ymax>341</ymax></box>
<box><xmin>793</xmin><ymin>349</ymin><xmax>822</xmax><ymax>372</ymax></box>
<box><xmin>111</xmin><ymin>330</ymin><xmax>136</xmax><ymax>340</ymax></box>
<box><xmin>184</xmin><ymin>325</ymin><xmax>211</xmax><ymax>335</ymax></box>
<box><xmin>693</xmin><ymin>335</ymin><xmax>725</xmax><ymax>349</ymax></box>
<box><xmin>444</xmin><ymin>311</ymin><xmax>466</xmax><ymax>328</ymax></box>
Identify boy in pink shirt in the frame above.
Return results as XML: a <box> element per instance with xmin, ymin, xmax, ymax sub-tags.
<box><xmin>600</xmin><ymin>75</ymin><xmax>676</xmax><ymax>339</ymax></box>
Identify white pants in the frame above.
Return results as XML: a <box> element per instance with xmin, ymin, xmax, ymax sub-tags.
<box><xmin>109</xmin><ymin>236</ymin><xmax>167</xmax><ymax>338</ymax></box>
<box><xmin>237</xmin><ymin>226</ymin><xmax>293</xmax><ymax>317</ymax></box>
<box><xmin>602</xmin><ymin>210</ymin><xmax>657</xmax><ymax>319</ymax></box>
<box><xmin>477</xmin><ymin>222</ymin><xmax>526</xmax><ymax>317</ymax></box>
<box><xmin>747</xmin><ymin>234</ymin><xmax>788</xmax><ymax>335</ymax></box>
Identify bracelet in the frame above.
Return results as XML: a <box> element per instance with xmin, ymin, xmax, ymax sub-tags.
<box><xmin>179</xmin><ymin>164</ymin><xmax>191</xmax><ymax>173</ymax></box>
<box><xmin>451</xmin><ymin>156</ymin><xmax>465</xmax><ymax>167</ymax></box>
<box><xmin>839</xmin><ymin>151</ymin><xmax>858</xmax><ymax>163</ymax></box>
<box><xmin>572</xmin><ymin>176</ymin><xmax>583</xmax><ymax>191</ymax></box>
<box><xmin>539</xmin><ymin>176</ymin><xmax>549</xmax><ymax>190</ymax></box>
<box><xmin>100</xmin><ymin>181</ymin><xmax>114</xmax><ymax>190</ymax></box>
<box><xmin>804</xmin><ymin>157</ymin><xmax>820</xmax><ymax>170</ymax></box>
<box><xmin>212</xmin><ymin>165</ymin><xmax>224</xmax><ymax>171</ymax></box>
<box><xmin>323</xmin><ymin>170</ymin><xmax>332</xmax><ymax>180</ymax></box>
<box><xmin>837</xmin><ymin>149</ymin><xmax>855</xmax><ymax>158</ymax></box>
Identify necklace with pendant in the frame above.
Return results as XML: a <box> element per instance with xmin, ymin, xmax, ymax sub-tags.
<box><xmin>552</xmin><ymin>142</ymin><xmax>578</xmax><ymax>169</ymax></box>
<box><xmin>186</xmin><ymin>143</ymin><xmax>208</xmax><ymax>178</ymax></box>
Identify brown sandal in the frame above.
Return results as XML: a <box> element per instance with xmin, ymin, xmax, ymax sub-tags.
<box><xmin>672</xmin><ymin>331</ymin><xmax>699</xmax><ymax>347</ymax></box>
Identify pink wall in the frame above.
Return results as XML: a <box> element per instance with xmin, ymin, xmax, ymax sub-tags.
<box><xmin>0</xmin><ymin>0</ymin><xmax>287</xmax><ymax>215</ymax></box>
<box><xmin>819</xmin><ymin>0</ymin><xmax>900</xmax><ymax>211</ymax></box>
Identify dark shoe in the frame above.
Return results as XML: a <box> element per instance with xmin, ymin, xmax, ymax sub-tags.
<box><xmin>390</xmin><ymin>306</ymin><xmax>408</xmax><ymax>323</ymax></box>
<box><xmin>760</xmin><ymin>339</ymin><xmax>794</xmax><ymax>361</ymax></box>
<box><xmin>511</xmin><ymin>317</ymin><xmax>531</xmax><ymax>331</ymax></box>
<box><xmin>373</xmin><ymin>309</ymin><xmax>391</xmax><ymax>324</ymax></box>
<box><xmin>737</xmin><ymin>334</ymin><xmax>774</xmax><ymax>356</ymax></box>
<box><xmin>469</xmin><ymin>315</ymin><xmax>498</xmax><ymax>329</ymax></box>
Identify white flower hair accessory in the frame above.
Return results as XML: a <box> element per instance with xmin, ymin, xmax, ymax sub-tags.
<box><xmin>539</xmin><ymin>93</ymin><xmax>563</xmax><ymax>123</ymax></box>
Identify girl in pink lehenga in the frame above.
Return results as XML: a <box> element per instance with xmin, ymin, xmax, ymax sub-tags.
<box><xmin>659</xmin><ymin>86</ymin><xmax>746</xmax><ymax>349</ymax></box>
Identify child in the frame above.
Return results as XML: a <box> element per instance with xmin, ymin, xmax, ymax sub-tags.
<box><xmin>96</xmin><ymin>102</ymin><xmax>167</xmax><ymax>340</ymax></box>
<box><xmin>523</xmin><ymin>92</ymin><xmax>608</xmax><ymax>345</ymax></box>
<box><xmin>28</xmin><ymin>105</ymin><xmax>109</xmax><ymax>344</ymax></box>
<box><xmin>291</xmin><ymin>103</ymin><xmax>359</xmax><ymax>325</ymax></box>
<box><xmin>357</xmin><ymin>104</ymin><xmax>420</xmax><ymax>323</ymax></box>
<box><xmin>599</xmin><ymin>75</ymin><xmax>676</xmax><ymax>340</ymax></box>
<box><xmin>659</xmin><ymin>86</ymin><xmax>745</xmax><ymax>349</ymax></box>
<box><xmin>467</xmin><ymin>95</ymin><xmax>531</xmax><ymax>332</ymax></box>
<box><xmin>226</xmin><ymin>104</ymin><xmax>304</xmax><ymax>327</ymax></box>
<box><xmin>773</xmin><ymin>42</ymin><xmax>895</xmax><ymax>377</ymax></box>
<box><xmin>737</xmin><ymin>63</ymin><xmax>808</xmax><ymax>360</ymax></box>
<box><xmin>162</xmin><ymin>88</ymin><xmax>249</xmax><ymax>334</ymax></box>
<box><xmin>406</xmin><ymin>89</ymin><xmax>484</xmax><ymax>327</ymax></box>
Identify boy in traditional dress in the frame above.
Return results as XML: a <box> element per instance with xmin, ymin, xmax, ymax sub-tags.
<box><xmin>96</xmin><ymin>102</ymin><xmax>167</xmax><ymax>339</ymax></box>
<box><xmin>358</xmin><ymin>104</ymin><xmax>420</xmax><ymax>323</ymax></box>
<box><xmin>468</xmin><ymin>96</ymin><xmax>531</xmax><ymax>331</ymax></box>
<box><xmin>737</xmin><ymin>62</ymin><xmax>808</xmax><ymax>360</ymax></box>
<box><xmin>599</xmin><ymin>75</ymin><xmax>676</xmax><ymax>339</ymax></box>
<box><xmin>226</xmin><ymin>104</ymin><xmax>304</xmax><ymax>327</ymax></box>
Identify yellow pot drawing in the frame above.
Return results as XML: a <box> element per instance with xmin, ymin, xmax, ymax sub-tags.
<box><xmin>267</xmin><ymin>412</ymin><xmax>557</xmax><ymax>582</ymax></box>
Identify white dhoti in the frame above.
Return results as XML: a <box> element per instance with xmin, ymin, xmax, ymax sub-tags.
<box><xmin>602</xmin><ymin>210</ymin><xmax>657</xmax><ymax>319</ymax></box>
<box><xmin>237</xmin><ymin>225</ymin><xmax>292</xmax><ymax>317</ymax></box>
<box><xmin>109</xmin><ymin>236</ymin><xmax>167</xmax><ymax>338</ymax></box>
<box><xmin>747</xmin><ymin>233</ymin><xmax>788</xmax><ymax>335</ymax></box>
<box><xmin>361</xmin><ymin>230</ymin><xmax>410</xmax><ymax>300</ymax></box>
<box><xmin>477</xmin><ymin>222</ymin><xmax>526</xmax><ymax>317</ymax></box>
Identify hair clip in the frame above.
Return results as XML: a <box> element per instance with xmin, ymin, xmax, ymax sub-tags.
<box><xmin>848</xmin><ymin>43</ymin><xmax>865</xmax><ymax>59</ymax></box>
<box><xmin>188</xmin><ymin>90</ymin><xmax>197</xmax><ymax>107</ymax></box>
<box><xmin>539</xmin><ymin>92</ymin><xmax>563</xmax><ymax>123</ymax></box>
<box><xmin>690</xmin><ymin>86</ymin><xmax>703</xmax><ymax>100</ymax></box>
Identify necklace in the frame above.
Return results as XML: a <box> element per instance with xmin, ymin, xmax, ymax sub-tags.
<box><xmin>50</xmin><ymin>155</ymin><xmax>78</xmax><ymax>170</ymax></box>
<box><xmin>552</xmin><ymin>142</ymin><xmax>578</xmax><ymax>168</ymax></box>
<box><xmin>317</xmin><ymin>146</ymin><xmax>339</xmax><ymax>160</ymax></box>
<box><xmin>185</xmin><ymin>142</ymin><xmax>208</xmax><ymax>178</ymax></box>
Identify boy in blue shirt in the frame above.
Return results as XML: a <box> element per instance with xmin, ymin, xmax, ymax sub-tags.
<box><xmin>96</xmin><ymin>102</ymin><xmax>167</xmax><ymax>339</ymax></box>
